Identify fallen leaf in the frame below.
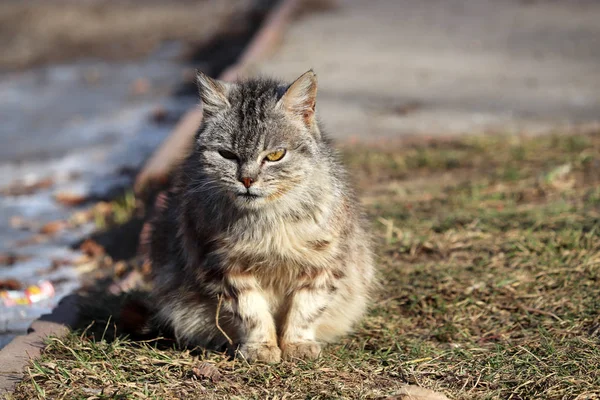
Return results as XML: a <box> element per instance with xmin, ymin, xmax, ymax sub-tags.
<box><xmin>1</xmin><ymin>177</ymin><xmax>54</xmax><ymax>196</ymax></box>
<box><xmin>0</xmin><ymin>278</ymin><xmax>22</xmax><ymax>290</ymax></box>
<box><xmin>14</xmin><ymin>235</ymin><xmax>46</xmax><ymax>247</ymax></box>
<box><xmin>141</xmin><ymin>260</ymin><xmax>153</xmax><ymax>275</ymax></box>
<box><xmin>192</xmin><ymin>362</ymin><xmax>222</xmax><ymax>383</ymax></box>
<box><xmin>114</xmin><ymin>261</ymin><xmax>128</xmax><ymax>277</ymax></box>
<box><xmin>109</xmin><ymin>270</ymin><xmax>144</xmax><ymax>295</ymax></box>
<box><xmin>131</xmin><ymin>78</ymin><xmax>150</xmax><ymax>95</ymax></box>
<box><xmin>0</xmin><ymin>253</ymin><xmax>30</xmax><ymax>266</ymax></box>
<box><xmin>79</xmin><ymin>239</ymin><xmax>105</xmax><ymax>258</ymax></box>
<box><xmin>54</xmin><ymin>191</ymin><xmax>88</xmax><ymax>207</ymax></box>
<box><xmin>40</xmin><ymin>221</ymin><xmax>68</xmax><ymax>235</ymax></box>
<box><xmin>93</xmin><ymin>202</ymin><xmax>113</xmax><ymax>215</ymax></box>
<box><xmin>387</xmin><ymin>385</ymin><xmax>450</xmax><ymax>400</ymax></box>
<box><xmin>10</xmin><ymin>216</ymin><xmax>32</xmax><ymax>230</ymax></box>
<box><xmin>70</xmin><ymin>210</ymin><xmax>93</xmax><ymax>225</ymax></box>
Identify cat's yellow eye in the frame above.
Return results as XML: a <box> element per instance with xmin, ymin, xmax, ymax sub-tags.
<box><xmin>265</xmin><ymin>149</ymin><xmax>286</xmax><ymax>162</ymax></box>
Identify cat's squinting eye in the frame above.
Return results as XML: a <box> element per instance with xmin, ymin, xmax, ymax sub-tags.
<box><xmin>264</xmin><ymin>149</ymin><xmax>286</xmax><ymax>162</ymax></box>
<box><xmin>218</xmin><ymin>150</ymin><xmax>238</xmax><ymax>160</ymax></box>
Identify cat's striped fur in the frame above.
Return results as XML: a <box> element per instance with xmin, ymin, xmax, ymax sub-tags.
<box><xmin>146</xmin><ymin>70</ymin><xmax>374</xmax><ymax>362</ymax></box>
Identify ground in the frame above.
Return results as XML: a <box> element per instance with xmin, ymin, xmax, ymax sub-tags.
<box><xmin>8</xmin><ymin>130</ymin><xmax>600</xmax><ymax>399</ymax></box>
<box><xmin>0</xmin><ymin>0</ymin><xmax>259</xmax><ymax>71</ymax></box>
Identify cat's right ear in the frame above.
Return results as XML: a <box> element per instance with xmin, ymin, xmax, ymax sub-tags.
<box><xmin>277</xmin><ymin>70</ymin><xmax>318</xmax><ymax>128</ymax></box>
<box><xmin>197</xmin><ymin>71</ymin><xmax>231</xmax><ymax>118</ymax></box>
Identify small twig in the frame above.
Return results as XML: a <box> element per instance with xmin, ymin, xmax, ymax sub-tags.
<box><xmin>79</xmin><ymin>321</ymin><xmax>95</xmax><ymax>341</ymax></box>
<box><xmin>403</xmin><ymin>357</ymin><xmax>433</xmax><ymax>365</ymax></box>
<box><xmin>469</xmin><ymin>372</ymin><xmax>483</xmax><ymax>393</ymax></box>
<box><xmin>459</xmin><ymin>375</ymin><xmax>471</xmax><ymax>392</ymax></box>
<box><xmin>517</xmin><ymin>345</ymin><xmax>545</xmax><ymax>365</ymax></box>
<box><xmin>519</xmin><ymin>304</ymin><xmax>563</xmax><ymax>322</ymax></box>
<box><xmin>215</xmin><ymin>294</ymin><xmax>234</xmax><ymax>346</ymax></box>
<box><xmin>101</xmin><ymin>315</ymin><xmax>112</xmax><ymax>342</ymax></box>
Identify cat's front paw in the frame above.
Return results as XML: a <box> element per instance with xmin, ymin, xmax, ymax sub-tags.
<box><xmin>238</xmin><ymin>343</ymin><xmax>281</xmax><ymax>363</ymax></box>
<box><xmin>281</xmin><ymin>341</ymin><xmax>322</xmax><ymax>361</ymax></box>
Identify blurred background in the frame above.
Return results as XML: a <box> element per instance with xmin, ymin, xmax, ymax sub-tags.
<box><xmin>2</xmin><ymin>1</ymin><xmax>600</xmax><ymax>398</ymax></box>
<box><xmin>1</xmin><ymin>0</ymin><xmax>599</xmax><ymax>355</ymax></box>
<box><xmin>259</xmin><ymin>0</ymin><xmax>600</xmax><ymax>138</ymax></box>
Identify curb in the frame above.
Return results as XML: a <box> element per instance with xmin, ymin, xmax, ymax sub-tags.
<box><xmin>0</xmin><ymin>295</ymin><xmax>79</xmax><ymax>393</ymax></box>
<box><xmin>134</xmin><ymin>0</ymin><xmax>304</xmax><ymax>195</ymax></box>
<box><xmin>0</xmin><ymin>0</ymin><xmax>303</xmax><ymax>394</ymax></box>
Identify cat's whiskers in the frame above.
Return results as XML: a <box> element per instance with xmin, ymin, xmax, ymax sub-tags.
<box><xmin>187</xmin><ymin>179</ymin><xmax>220</xmax><ymax>195</ymax></box>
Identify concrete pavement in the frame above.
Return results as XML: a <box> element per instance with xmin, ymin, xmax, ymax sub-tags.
<box><xmin>256</xmin><ymin>0</ymin><xmax>600</xmax><ymax>139</ymax></box>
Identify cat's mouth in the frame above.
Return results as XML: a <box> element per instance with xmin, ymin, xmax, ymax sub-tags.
<box><xmin>238</xmin><ymin>192</ymin><xmax>261</xmax><ymax>200</ymax></box>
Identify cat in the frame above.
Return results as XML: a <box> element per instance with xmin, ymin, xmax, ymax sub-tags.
<box><xmin>144</xmin><ymin>70</ymin><xmax>375</xmax><ymax>363</ymax></box>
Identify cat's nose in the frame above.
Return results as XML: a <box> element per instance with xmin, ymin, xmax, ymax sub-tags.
<box><xmin>240</xmin><ymin>177</ymin><xmax>254</xmax><ymax>189</ymax></box>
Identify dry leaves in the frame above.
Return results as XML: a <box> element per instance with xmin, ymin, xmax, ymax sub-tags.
<box><xmin>0</xmin><ymin>278</ymin><xmax>22</xmax><ymax>290</ymax></box>
<box><xmin>39</xmin><ymin>220</ymin><xmax>68</xmax><ymax>235</ymax></box>
<box><xmin>191</xmin><ymin>362</ymin><xmax>222</xmax><ymax>383</ymax></box>
<box><xmin>79</xmin><ymin>239</ymin><xmax>106</xmax><ymax>258</ymax></box>
<box><xmin>54</xmin><ymin>191</ymin><xmax>88</xmax><ymax>207</ymax></box>
<box><xmin>1</xmin><ymin>177</ymin><xmax>54</xmax><ymax>196</ymax></box>
<box><xmin>0</xmin><ymin>253</ymin><xmax>30</xmax><ymax>266</ymax></box>
<box><xmin>388</xmin><ymin>385</ymin><xmax>450</xmax><ymax>400</ymax></box>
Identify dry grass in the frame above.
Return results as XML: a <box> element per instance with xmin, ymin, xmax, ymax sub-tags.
<box><xmin>9</xmin><ymin>131</ymin><xmax>600</xmax><ymax>399</ymax></box>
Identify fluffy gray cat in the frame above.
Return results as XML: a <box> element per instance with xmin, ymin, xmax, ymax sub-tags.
<box><xmin>145</xmin><ymin>70</ymin><xmax>374</xmax><ymax>363</ymax></box>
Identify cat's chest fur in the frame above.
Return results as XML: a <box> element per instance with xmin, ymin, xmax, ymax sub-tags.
<box><xmin>215</xmin><ymin>212</ymin><xmax>339</xmax><ymax>274</ymax></box>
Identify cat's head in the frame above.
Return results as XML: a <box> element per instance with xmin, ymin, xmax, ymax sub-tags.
<box><xmin>192</xmin><ymin>70</ymin><xmax>325</xmax><ymax>211</ymax></box>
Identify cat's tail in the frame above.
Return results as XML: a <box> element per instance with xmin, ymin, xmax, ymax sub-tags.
<box><xmin>118</xmin><ymin>297</ymin><xmax>156</xmax><ymax>340</ymax></box>
<box><xmin>117</xmin><ymin>191</ymin><xmax>166</xmax><ymax>339</ymax></box>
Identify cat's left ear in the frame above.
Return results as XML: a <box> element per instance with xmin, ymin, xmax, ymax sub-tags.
<box><xmin>277</xmin><ymin>70</ymin><xmax>318</xmax><ymax>128</ymax></box>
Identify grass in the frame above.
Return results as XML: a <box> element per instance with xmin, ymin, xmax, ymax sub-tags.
<box><xmin>9</xmin><ymin>131</ymin><xmax>600</xmax><ymax>399</ymax></box>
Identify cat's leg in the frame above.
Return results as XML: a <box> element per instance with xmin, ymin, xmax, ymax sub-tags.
<box><xmin>224</xmin><ymin>272</ymin><xmax>281</xmax><ymax>363</ymax></box>
<box><xmin>280</xmin><ymin>271</ymin><xmax>335</xmax><ymax>361</ymax></box>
